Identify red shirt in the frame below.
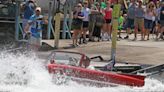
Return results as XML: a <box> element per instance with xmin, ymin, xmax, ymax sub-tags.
<box><xmin>104</xmin><ymin>8</ymin><xmax>112</xmax><ymax>19</ymax></box>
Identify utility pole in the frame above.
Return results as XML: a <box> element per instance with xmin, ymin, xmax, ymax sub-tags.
<box><xmin>110</xmin><ymin>0</ymin><xmax>122</xmax><ymax>69</ymax></box>
<box><xmin>54</xmin><ymin>0</ymin><xmax>67</xmax><ymax>48</ymax></box>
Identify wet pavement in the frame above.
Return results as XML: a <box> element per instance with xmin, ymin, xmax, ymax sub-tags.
<box><xmin>38</xmin><ymin>34</ymin><xmax>164</xmax><ymax>65</ymax></box>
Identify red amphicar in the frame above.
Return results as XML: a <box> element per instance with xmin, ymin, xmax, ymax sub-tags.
<box><xmin>47</xmin><ymin>51</ymin><xmax>145</xmax><ymax>87</ymax></box>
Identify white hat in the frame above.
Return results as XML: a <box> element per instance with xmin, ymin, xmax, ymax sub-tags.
<box><xmin>138</xmin><ymin>0</ymin><xmax>143</xmax><ymax>3</ymax></box>
<box><xmin>35</xmin><ymin>7</ymin><xmax>41</xmax><ymax>12</ymax></box>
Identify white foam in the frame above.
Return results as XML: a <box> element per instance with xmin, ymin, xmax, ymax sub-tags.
<box><xmin>0</xmin><ymin>51</ymin><xmax>164</xmax><ymax>92</ymax></box>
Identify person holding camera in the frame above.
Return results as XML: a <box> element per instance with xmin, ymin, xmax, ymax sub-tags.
<box><xmin>81</xmin><ymin>1</ymin><xmax>90</xmax><ymax>44</ymax></box>
<box><xmin>124</xmin><ymin>0</ymin><xmax>136</xmax><ymax>39</ymax></box>
<box><xmin>24</xmin><ymin>7</ymin><xmax>48</xmax><ymax>50</ymax></box>
<box><xmin>144</xmin><ymin>2</ymin><xmax>156</xmax><ymax>40</ymax></box>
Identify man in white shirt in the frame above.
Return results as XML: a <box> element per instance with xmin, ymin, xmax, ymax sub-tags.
<box><xmin>80</xmin><ymin>1</ymin><xmax>90</xmax><ymax>44</ymax></box>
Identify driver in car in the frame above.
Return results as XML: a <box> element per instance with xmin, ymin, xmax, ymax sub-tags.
<box><xmin>82</xmin><ymin>57</ymin><xmax>90</xmax><ymax>68</ymax></box>
<box><xmin>69</xmin><ymin>57</ymin><xmax>77</xmax><ymax>66</ymax></box>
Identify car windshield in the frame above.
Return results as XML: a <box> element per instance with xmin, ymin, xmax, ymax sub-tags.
<box><xmin>50</xmin><ymin>52</ymin><xmax>82</xmax><ymax>66</ymax></box>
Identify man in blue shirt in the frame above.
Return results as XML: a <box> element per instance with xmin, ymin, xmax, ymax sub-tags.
<box><xmin>21</xmin><ymin>0</ymin><xmax>37</xmax><ymax>32</ymax></box>
<box><xmin>24</xmin><ymin>7</ymin><xmax>48</xmax><ymax>50</ymax></box>
<box><xmin>124</xmin><ymin>0</ymin><xmax>136</xmax><ymax>39</ymax></box>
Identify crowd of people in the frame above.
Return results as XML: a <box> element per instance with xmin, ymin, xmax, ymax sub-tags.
<box><xmin>71</xmin><ymin>0</ymin><xmax>164</xmax><ymax>47</ymax></box>
<box><xmin>20</xmin><ymin>0</ymin><xmax>164</xmax><ymax>49</ymax></box>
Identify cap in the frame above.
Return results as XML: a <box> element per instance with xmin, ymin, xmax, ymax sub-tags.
<box><xmin>35</xmin><ymin>7</ymin><xmax>41</xmax><ymax>12</ymax></box>
<box><xmin>138</xmin><ymin>0</ymin><xmax>143</xmax><ymax>3</ymax></box>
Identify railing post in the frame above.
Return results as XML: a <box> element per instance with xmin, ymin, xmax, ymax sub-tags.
<box><xmin>15</xmin><ymin>1</ymin><xmax>20</xmax><ymax>41</ymax></box>
<box><xmin>47</xmin><ymin>1</ymin><xmax>52</xmax><ymax>39</ymax></box>
<box><xmin>62</xmin><ymin>2</ymin><xmax>67</xmax><ymax>39</ymax></box>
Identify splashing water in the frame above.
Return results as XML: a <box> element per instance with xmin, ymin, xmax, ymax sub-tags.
<box><xmin>0</xmin><ymin>51</ymin><xmax>164</xmax><ymax>92</ymax></box>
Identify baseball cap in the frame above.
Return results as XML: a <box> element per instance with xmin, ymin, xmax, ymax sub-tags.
<box><xmin>35</xmin><ymin>7</ymin><xmax>41</xmax><ymax>12</ymax></box>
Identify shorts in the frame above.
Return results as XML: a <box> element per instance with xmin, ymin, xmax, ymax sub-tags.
<box><xmin>83</xmin><ymin>21</ymin><xmax>89</xmax><ymax>28</ymax></box>
<box><xmin>105</xmin><ymin>19</ymin><xmax>111</xmax><ymax>24</ymax></box>
<box><xmin>72</xmin><ymin>23</ymin><xmax>82</xmax><ymax>30</ymax></box>
<box><xmin>127</xmin><ymin>18</ymin><xmax>134</xmax><ymax>29</ymax></box>
<box><xmin>144</xmin><ymin>19</ymin><xmax>153</xmax><ymax>29</ymax></box>
<box><xmin>134</xmin><ymin>17</ymin><xmax>144</xmax><ymax>30</ymax></box>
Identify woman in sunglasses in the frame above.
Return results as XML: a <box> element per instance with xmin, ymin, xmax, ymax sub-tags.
<box><xmin>72</xmin><ymin>3</ymin><xmax>84</xmax><ymax>47</ymax></box>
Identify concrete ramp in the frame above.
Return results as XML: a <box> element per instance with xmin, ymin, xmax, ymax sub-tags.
<box><xmin>131</xmin><ymin>64</ymin><xmax>164</xmax><ymax>77</ymax></box>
